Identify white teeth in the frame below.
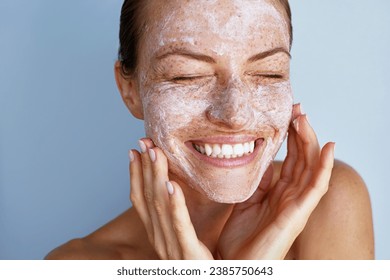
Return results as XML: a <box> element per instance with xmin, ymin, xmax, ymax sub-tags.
<box><xmin>233</xmin><ymin>143</ymin><xmax>244</xmax><ymax>157</ymax></box>
<box><xmin>221</xmin><ymin>144</ymin><xmax>233</xmax><ymax>157</ymax></box>
<box><xmin>205</xmin><ymin>144</ymin><xmax>213</xmax><ymax>156</ymax></box>
<box><xmin>249</xmin><ymin>141</ymin><xmax>255</xmax><ymax>153</ymax></box>
<box><xmin>243</xmin><ymin>142</ymin><xmax>250</xmax><ymax>154</ymax></box>
<box><xmin>193</xmin><ymin>140</ymin><xmax>258</xmax><ymax>159</ymax></box>
<box><xmin>212</xmin><ymin>144</ymin><xmax>221</xmax><ymax>156</ymax></box>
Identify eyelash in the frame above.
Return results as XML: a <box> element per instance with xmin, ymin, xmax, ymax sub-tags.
<box><xmin>171</xmin><ymin>76</ymin><xmax>202</xmax><ymax>82</ymax></box>
<box><xmin>252</xmin><ymin>73</ymin><xmax>284</xmax><ymax>79</ymax></box>
<box><xmin>168</xmin><ymin>73</ymin><xmax>285</xmax><ymax>85</ymax></box>
<box><xmin>169</xmin><ymin>75</ymin><xmax>215</xmax><ymax>84</ymax></box>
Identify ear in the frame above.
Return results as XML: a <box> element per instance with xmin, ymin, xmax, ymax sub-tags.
<box><xmin>114</xmin><ymin>61</ymin><xmax>144</xmax><ymax>120</ymax></box>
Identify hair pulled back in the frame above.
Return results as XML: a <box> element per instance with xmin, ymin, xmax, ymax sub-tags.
<box><xmin>118</xmin><ymin>0</ymin><xmax>292</xmax><ymax>77</ymax></box>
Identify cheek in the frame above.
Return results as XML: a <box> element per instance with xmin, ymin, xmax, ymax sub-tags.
<box><xmin>252</xmin><ymin>82</ymin><xmax>293</xmax><ymax>130</ymax></box>
<box><xmin>141</xmin><ymin>85</ymin><xmax>209</xmax><ymax>150</ymax></box>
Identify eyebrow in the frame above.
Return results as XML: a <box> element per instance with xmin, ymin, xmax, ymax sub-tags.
<box><xmin>155</xmin><ymin>46</ymin><xmax>291</xmax><ymax>64</ymax></box>
<box><xmin>248</xmin><ymin>47</ymin><xmax>291</xmax><ymax>62</ymax></box>
<box><xmin>156</xmin><ymin>49</ymin><xmax>216</xmax><ymax>64</ymax></box>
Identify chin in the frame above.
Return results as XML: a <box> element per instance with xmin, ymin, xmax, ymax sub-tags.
<box><xmin>169</xmin><ymin>157</ymin><xmax>270</xmax><ymax>203</ymax></box>
<box><xmin>166</xmin><ymin>137</ymin><xmax>276</xmax><ymax>204</ymax></box>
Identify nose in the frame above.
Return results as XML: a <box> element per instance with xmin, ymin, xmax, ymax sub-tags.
<box><xmin>206</xmin><ymin>79</ymin><xmax>254</xmax><ymax>130</ymax></box>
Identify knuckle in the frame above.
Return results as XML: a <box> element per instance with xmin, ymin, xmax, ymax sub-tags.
<box><xmin>153</xmin><ymin>200</ymin><xmax>165</xmax><ymax>216</ymax></box>
<box><xmin>173</xmin><ymin>222</ymin><xmax>185</xmax><ymax>236</ymax></box>
<box><xmin>152</xmin><ymin>165</ymin><xmax>161</xmax><ymax>177</ymax></box>
<box><xmin>166</xmin><ymin>248</ymin><xmax>176</xmax><ymax>260</ymax></box>
<box><xmin>320</xmin><ymin>183</ymin><xmax>330</xmax><ymax>194</ymax></box>
<box><xmin>144</xmin><ymin>190</ymin><xmax>153</xmax><ymax>203</ymax></box>
<box><xmin>166</xmin><ymin>247</ymin><xmax>182</xmax><ymax>260</ymax></box>
<box><xmin>155</xmin><ymin>245</ymin><xmax>167</xmax><ymax>260</ymax></box>
<box><xmin>129</xmin><ymin>191</ymin><xmax>141</xmax><ymax>204</ymax></box>
<box><xmin>142</xmin><ymin>158</ymin><xmax>150</xmax><ymax>170</ymax></box>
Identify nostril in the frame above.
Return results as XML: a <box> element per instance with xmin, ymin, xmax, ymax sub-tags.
<box><xmin>205</xmin><ymin>104</ymin><xmax>253</xmax><ymax>130</ymax></box>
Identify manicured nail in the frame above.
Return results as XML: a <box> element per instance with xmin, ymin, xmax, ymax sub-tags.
<box><xmin>148</xmin><ymin>148</ymin><xmax>156</xmax><ymax>162</ymax></box>
<box><xmin>293</xmin><ymin>117</ymin><xmax>299</xmax><ymax>132</ymax></box>
<box><xmin>128</xmin><ymin>149</ymin><xmax>134</xmax><ymax>162</ymax></box>
<box><xmin>332</xmin><ymin>142</ymin><xmax>336</xmax><ymax>154</ymax></box>
<box><xmin>299</xmin><ymin>103</ymin><xmax>305</xmax><ymax>114</ymax></box>
<box><xmin>138</xmin><ymin>140</ymin><xmax>147</xmax><ymax>153</ymax></box>
<box><xmin>166</xmin><ymin>181</ymin><xmax>174</xmax><ymax>195</ymax></box>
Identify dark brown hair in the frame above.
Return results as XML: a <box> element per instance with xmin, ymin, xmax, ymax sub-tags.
<box><xmin>118</xmin><ymin>0</ymin><xmax>293</xmax><ymax>76</ymax></box>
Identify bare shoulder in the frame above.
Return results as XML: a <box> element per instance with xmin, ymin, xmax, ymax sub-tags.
<box><xmin>45</xmin><ymin>237</ymin><xmax>121</xmax><ymax>260</ymax></box>
<box><xmin>275</xmin><ymin>159</ymin><xmax>375</xmax><ymax>259</ymax></box>
<box><xmin>45</xmin><ymin>208</ymin><xmax>156</xmax><ymax>260</ymax></box>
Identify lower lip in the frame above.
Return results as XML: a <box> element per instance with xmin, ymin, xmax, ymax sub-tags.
<box><xmin>186</xmin><ymin>139</ymin><xmax>265</xmax><ymax>168</ymax></box>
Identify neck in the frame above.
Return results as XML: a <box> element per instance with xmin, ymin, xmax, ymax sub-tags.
<box><xmin>171</xmin><ymin>174</ymin><xmax>234</xmax><ymax>256</ymax></box>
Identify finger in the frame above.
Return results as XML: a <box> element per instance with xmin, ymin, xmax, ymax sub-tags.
<box><xmin>290</xmin><ymin>115</ymin><xmax>306</xmax><ymax>183</ymax></box>
<box><xmin>280</xmin><ymin>125</ymin><xmax>299</xmax><ymax>182</ymax></box>
<box><xmin>292</xmin><ymin>103</ymin><xmax>302</xmax><ymax>120</ymax></box>
<box><xmin>306</xmin><ymin>142</ymin><xmax>335</xmax><ymax>201</ymax></box>
<box><xmin>295</xmin><ymin>142</ymin><xmax>335</xmax><ymax>227</ymax></box>
<box><xmin>296</xmin><ymin>115</ymin><xmax>321</xmax><ymax>170</ymax></box>
<box><xmin>167</xmin><ymin>181</ymin><xmax>213</xmax><ymax>260</ymax></box>
<box><xmin>149</xmin><ymin>147</ymin><xmax>182</xmax><ymax>259</ymax></box>
<box><xmin>276</xmin><ymin>114</ymin><xmax>307</xmax><ymax>205</ymax></box>
<box><xmin>129</xmin><ymin>149</ymin><xmax>153</xmax><ymax>242</ymax></box>
<box><xmin>294</xmin><ymin>115</ymin><xmax>321</xmax><ymax>190</ymax></box>
<box><xmin>139</xmin><ymin>138</ymin><xmax>167</xmax><ymax>258</ymax></box>
<box><xmin>139</xmin><ymin>138</ymin><xmax>155</xmax><ymax>204</ymax></box>
<box><xmin>278</xmin><ymin>103</ymin><xmax>304</xmax><ymax>182</ymax></box>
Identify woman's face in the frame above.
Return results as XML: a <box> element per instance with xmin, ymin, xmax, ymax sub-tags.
<box><xmin>136</xmin><ymin>0</ymin><xmax>292</xmax><ymax>203</ymax></box>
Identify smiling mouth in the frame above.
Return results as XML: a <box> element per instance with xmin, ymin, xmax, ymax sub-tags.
<box><xmin>191</xmin><ymin>140</ymin><xmax>261</xmax><ymax>159</ymax></box>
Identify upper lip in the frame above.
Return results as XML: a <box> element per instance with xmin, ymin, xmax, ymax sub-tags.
<box><xmin>187</xmin><ymin>135</ymin><xmax>263</xmax><ymax>145</ymax></box>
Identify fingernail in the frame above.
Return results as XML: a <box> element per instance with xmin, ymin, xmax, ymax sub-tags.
<box><xmin>166</xmin><ymin>181</ymin><xmax>174</xmax><ymax>195</ymax></box>
<box><xmin>304</xmin><ymin>114</ymin><xmax>310</xmax><ymax>123</ymax></box>
<box><xmin>293</xmin><ymin>117</ymin><xmax>299</xmax><ymax>132</ymax></box>
<box><xmin>128</xmin><ymin>149</ymin><xmax>134</xmax><ymax>162</ymax></box>
<box><xmin>138</xmin><ymin>140</ymin><xmax>147</xmax><ymax>153</ymax></box>
<box><xmin>299</xmin><ymin>103</ymin><xmax>305</xmax><ymax>114</ymax></box>
<box><xmin>148</xmin><ymin>148</ymin><xmax>156</xmax><ymax>162</ymax></box>
<box><xmin>332</xmin><ymin>142</ymin><xmax>336</xmax><ymax>154</ymax></box>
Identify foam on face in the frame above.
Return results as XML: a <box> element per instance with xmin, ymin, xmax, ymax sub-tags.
<box><xmin>137</xmin><ymin>0</ymin><xmax>292</xmax><ymax>203</ymax></box>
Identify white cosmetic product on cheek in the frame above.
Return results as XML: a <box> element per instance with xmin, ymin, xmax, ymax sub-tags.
<box><xmin>142</xmin><ymin>78</ymin><xmax>293</xmax><ymax>203</ymax></box>
<box><xmin>138</xmin><ymin>0</ymin><xmax>293</xmax><ymax>203</ymax></box>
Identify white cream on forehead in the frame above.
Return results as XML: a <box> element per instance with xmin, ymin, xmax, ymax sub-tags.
<box><xmin>155</xmin><ymin>0</ymin><xmax>289</xmax><ymax>55</ymax></box>
<box><xmin>138</xmin><ymin>0</ymin><xmax>293</xmax><ymax>203</ymax></box>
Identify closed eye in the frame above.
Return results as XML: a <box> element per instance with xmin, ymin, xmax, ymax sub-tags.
<box><xmin>253</xmin><ymin>73</ymin><xmax>284</xmax><ymax>79</ymax></box>
<box><xmin>171</xmin><ymin>76</ymin><xmax>203</xmax><ymax>82</ymax></box>
<box><xmin>246</xmin><ymin>72</ymin><xmax>287</xmax><ymax>84</ymax></box>
<box><xmin>169</xmin><ymin>74</ymin><xmax>214</xmax><ymax>84</ymax></box>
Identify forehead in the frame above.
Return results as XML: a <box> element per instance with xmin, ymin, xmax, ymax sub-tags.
<box><xmin>143</xmin><ymin>0</ymin><xmax>289</xmax><ymax>54</ymax></box>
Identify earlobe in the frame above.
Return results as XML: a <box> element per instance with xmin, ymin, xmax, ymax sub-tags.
<box><xmin>114</xmin><ymin>61</ymin><xmax>144</xmax><ymax>120</ymax></box>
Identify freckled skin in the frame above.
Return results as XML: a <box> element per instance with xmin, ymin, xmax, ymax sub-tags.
<box><xmin>137</xmin><ymin>0</ymin><xmax>292</xmax><ymax>202</ymax></box>
<box><xmin>45</xmin><ymin>0</ymin><xmax>374</xmax><ymax>261</ymax></box>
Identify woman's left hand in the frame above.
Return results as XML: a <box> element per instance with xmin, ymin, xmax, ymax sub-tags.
<box><xmin>217</xmin><ymin>104</ymin><xmax>335</xmax><ymax>259</ymax></box>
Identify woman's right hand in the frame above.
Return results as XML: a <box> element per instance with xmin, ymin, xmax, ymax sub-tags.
<box><xmin>129</xmin><ymin>138</ymin><xmax>214</xmax><ymax>260</ymax></box>
<box><xmin>217</xmin><ymin>104</ymin><xmax>335</xmax><ymax>260</ymax></box>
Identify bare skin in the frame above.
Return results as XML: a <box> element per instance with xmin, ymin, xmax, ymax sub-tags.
<box><xmin>45</xmin><ymin>158</ymin><xmax>374</xmax><ymax>260</ymax></box>
<box><xmin>46</xmin><ymin>0</ymin><xmax>374</xmax><ymax>259</ymax></box>
<box><xmin>45</xmin><ymin>106</ymin><xmax>374</xmax><ymax>260</ymax></box>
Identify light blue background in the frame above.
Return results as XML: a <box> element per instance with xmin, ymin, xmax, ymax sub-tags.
<box><xmin>0</xmin><ymin>0</ymin><xmax>389</xmax><ymax>259</ymax></box>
